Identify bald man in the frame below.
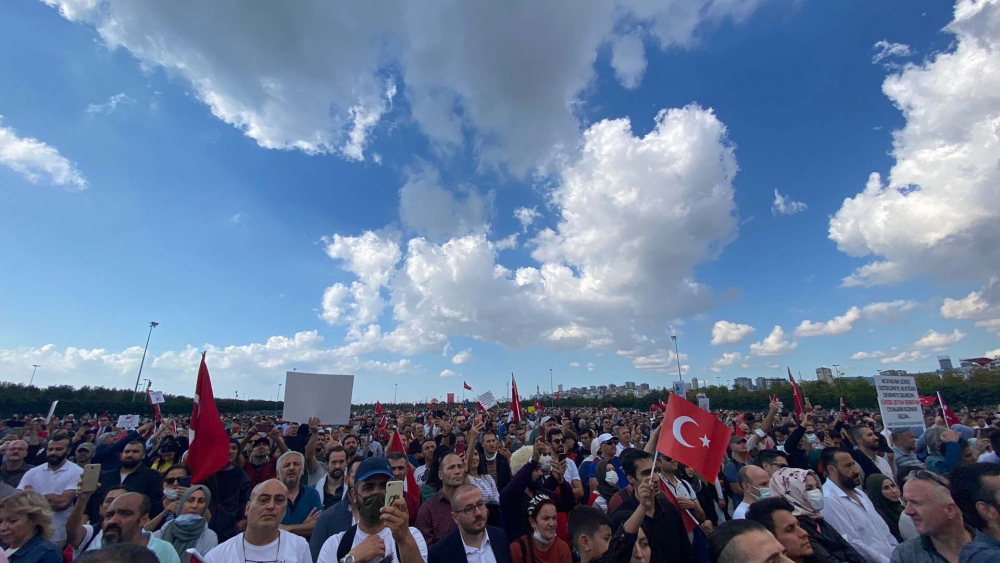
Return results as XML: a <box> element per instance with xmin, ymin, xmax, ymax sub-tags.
<box><xmin>101</xmin><ymin>492</ymin><xmax>180</xmax><ymax>563</ymax></box>
<box><xmin>733</xmin><ymin>465</ymin><xmax>770</xmax><ymax>520</ymax></box>
<box><xmin>205</xmin><ymin>479</ymin><xmax>312</xmax><ymax>562</ymax></box>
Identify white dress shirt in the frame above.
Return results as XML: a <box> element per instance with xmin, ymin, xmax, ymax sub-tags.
<box><xmin>463</xmin><ymin>530</ymin><xmax>498</xmax><ymax>563</ymax></box>
<box><xmin>732</xmin><ymin>501</ymin><xmax>751</xmax><ymax>520</ymax></box>
<box><xmin>821</xmin><ymin>478</ymin><xmax>899</xmax><ymax>563</ymax></box>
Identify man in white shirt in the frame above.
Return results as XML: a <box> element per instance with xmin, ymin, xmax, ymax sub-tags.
<box><xmin>206</xmin><ymin>479</ymin><xmax>313</xmax><ymax>562</ymax></box>
<box><xmin>733</xmin><ymin>465</ymin><xmax>770</xmax><ymax>520</ymax></box>
<box><xmin>547</xmin><ymin>428</ymin><xmax>583</xmax><ymax>502</ymax></box>
<box><xmin>17</xmin><ymin>435</ymin><xmax>83</xmax><ymax>548</ymax></box>
<box><xmin>820</xmin><ymin>448</ymin><xmax>899</xmax><ymax>563</ymax></box>
<box><xmin>317</xmin><ymin>457</ymin><xmax>427</xmax><ymax>562</ymax></box>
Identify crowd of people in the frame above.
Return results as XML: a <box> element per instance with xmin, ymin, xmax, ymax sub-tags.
<box><xmin>0</xmin><ymin>397</ymin><xmax>999</xmax><ymax>563</ymax></box>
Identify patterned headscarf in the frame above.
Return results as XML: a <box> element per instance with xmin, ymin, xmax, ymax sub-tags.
<box><xmin>769</xmin><ymin>467</ymin><xmax>822</xmax><ymax>520</ymax></box>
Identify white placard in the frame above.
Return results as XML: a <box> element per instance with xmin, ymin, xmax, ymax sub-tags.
<box><xmin>873</xmin><ymin>374</ymin><xmax>922</xmax><ymax>429</ymax></box>
<box><xmin>283</xmin><ymin>372</ymin><xmax>354</xmax><ymax>425</ymax></box>
<box><xmin>477</xmin><ymin>391</ymin><xmax>498</xmax><ymax>410</ymax></box>
<box><xmin>46</xmin><ymin>401</ymin><xmax>58</xmax><ymax>421</ymax></box>
<box><xmin>149</xmin><ymin>391</ymin><xmax>165</xmax><ymax>405</ymax></box>
<box><xmin>672</xmin><ymin>380</ymin><xmax>687</xmax><ymax>399</ymax></box>
<box><xmin>117</xmin><ymin>414</ymin><xmax>140</xmax><ymax>430</ymax></box>
<box><xmin>697</xmin><ymin>393</ymin><xmax>710</xmax><ymax>412</ymax></box>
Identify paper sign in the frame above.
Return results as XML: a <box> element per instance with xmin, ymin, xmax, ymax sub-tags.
<box><xmin>527</xmin><ymin>406</ymin><xmax>536</xmax><ymax>413</ymax></box>
<box><xmin>117</xmin><ymin>414</ymin><xmax>140</xmax><ymax>430</ymax></box>
<box><xmin>283</xmin><ymin>372</ymin><xmax>354</xmax><ymax>425</ymax></box>
<box><xmin>672</xmin><ymin>381</ymin><xmax>687</xmax><ymax>399</ymax></box>
<box><xmin>697</xmin><ymin>393</ymin><xmax>710</xmax><ymax>412</ymax></box>
<box><xmin>873</xmin><ymin>374</ymin><xmax>922</xmax><ymax>429</ymax></box>
<box><xmin>477</xmin><ymin>391</ymin><xmax>498</xmax><ymax>410</ymax></box>
<box><xmin>46</xmin><ymin>401</ymin><xmax>58</xmax><ymax>421</ymax></box>
<box><xmin>447</xmin><ymin>393</ymin><xmax>455</xmax><ymax>405</ymax></box>
<box><xmin>149</xmin><ymin>391</ymin><xmax>165</xmax><ymax>405</ymax></box>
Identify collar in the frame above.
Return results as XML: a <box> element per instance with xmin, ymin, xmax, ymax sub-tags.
<box><xmin>462</xmin><ymin>530</ymin><xmax>491</xmax><ymax>553</ymax></box>
<box><xmin>922</xmin><ymin>526</ymin><xmax>977</xmax><ymax>553</ymax></box>
<box><xmin>822</xmin><ymin>477</ymin><xmax>852</xmax><ymax>499</ymax></box>
<box><xmin>485</xmin><ymin>452</ymin><xmax>498</xmax><ymax>462</ymax></box>
<box><xmin>974</xmin><ymin>530</ymin><xmax>1000</xmax><ymax>548</ymax></box>
<box><xmin>44</xmin><ymin>462</ymin><xmax>70</xmax><ymax>473</ymax></box>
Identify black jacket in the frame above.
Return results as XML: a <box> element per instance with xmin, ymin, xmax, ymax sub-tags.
<box><xmin>89</xmin><ymin>465</ymin><xmax>163</xmax><ymax>524</ymax></box>
<box><xmin>485</xmin><ymin>451</ymin><xmax>512</xmax><ymax>492</ymax></box>
<box><xmin>428</xmin><ymin>526</ymin><xmax>511</xmax><ymax>563</ymax></box>
<box><xmin>783</xmin><ymin>424</ymin><xmax>810</xmax><ymax>470</ymax></box>
<box><xmin>797</xmin><ymin>514</ymin><xmax>867</xmax><ymax>563</ymax></box>
<box><xmin>611</xmin><ymin>491</ymin><xmax>695</xmax><ymax>563</ymax></box>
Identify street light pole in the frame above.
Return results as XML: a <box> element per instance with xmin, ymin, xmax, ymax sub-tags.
<box><xmin>29</xmin><ymin>365</ymin><xmax>40</xmax><ymax>387</ymax></box>
<box><xmin>671</xmin><ymin>335</ymin><xmax>683</xmax><ymax>382</ymax></box>
<box><xmin>276</xmin><ymin>383</ymin><xmax>282</xmax><ymax>418</ymax></box>
<box><xmin>716</xmin><ymin>376</ymin><xmax>722</xmax><ymax>388</ymax></box>
<box><xmin>394</xmin><ymin>384</ymin><xmax>398</xmax><ymax>405</ymax></box>
<box><xmin>132</xmin><ymin>322</ymin><xmax>159</xmax><ymax>402</ymax></box>
<box><xmin>550</xmin><ymin>368</ymin><xmax>554</xmax><ymax>407</ymax></box>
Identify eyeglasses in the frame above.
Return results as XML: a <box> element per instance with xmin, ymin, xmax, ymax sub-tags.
<box><xmin>452</xmin><ymin>500</ymin><xmax>487</xmax><ymax>516</ymax></box>
<box><xmin>908</xmin><ymin>469</ymin><xmax>949</xmax><ymax>488</ymax></box>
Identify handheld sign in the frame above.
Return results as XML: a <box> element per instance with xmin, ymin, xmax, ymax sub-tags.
<box><xmin>283</xmin><ymin>372</ymin><xmax>354</xmax><ymax>425</ymax></box>
<box><xmin>149</xmin><ymin>391</ymin><xmax>165</xmax><ymax>404</ymax></box>
<box><xmin>117</xmin><ymin>414</ymin><xmax>140</xmax><ymax>430</ymax></box>
<box><xmin>477</xmin><ymin>391</ymin><xmax>498</xmax><ymax>410</ymax></box>
<box><xmin>672</xmin><ymin>381</ymin><xmax>687</xmax><ymax>399</ymax></box>
<box><xmin>46</xmin><ymin>401</ymin><xmax>59</xmax><ymax>421</ymax></box>
<box><xmin>873</xmin><ymin>374</ymin><xmax>922</xmax><ymax>429</ymax></box>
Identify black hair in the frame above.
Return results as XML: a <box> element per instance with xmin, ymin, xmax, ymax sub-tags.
<box><xmin>426</xmin><ymin>445</ymin><xmax>454</xmax><ymax>490</ymax></box>
<box><xmin>710</xmin><ymin>519</ymin><xmax>770</xmax><ymax>563</ymax></box>
<box><xmin>950</xmin><ymin>463</ymin><xmax>1000</xmax><ymax>531</ymax></box>
<box><xmin>849</xmin><ymin>424</ymin><xmax>868</xmax><ymax>444</ymax></box>
<box><xmin>620</xmin><ymin>449</ymin><xmax>652</xmax><ymax>480</ymax></box>
<box><xmin>76</xmin><ymin>543</ymin><xmax>159</xmax><ymax>563</ymax></box>
<box><xmin>755</xmin><ymin>449</ymin><xmax>787</xmax><ymax>468</ymax></box>
<box><xmin>125</xmin><ymin>439</ymin><xmax>145</xmax><ymax>449</ymax></box>
<box><xmin>386</xmin><ymin>451</ymin><xmax>406</xmax><ymax>463</ymax></box>
<box><xmin>568</xmin><ymin>505</ymin><xmax>611</xmax><ymax>549</ymax></box>
<box><xmin>327</xmin><ymin>445</ymin><xmax>347</xmax><ymax>460</ymax></box>
<box><xmin>820</xmin><ymin>447</ymin><xmax>848</xmax><ymax>473</ymax></box>
<box><xmin>545</xmin><ymin>427</ymin><xmax>563</xmax><ymax>442</ymax></box>
<box><xmin>988</xmin><ymin>428</ymin><xmax>1000</xmax><ymax>455</ymax></box>
<box><xmin>746</xmin><ymin>497</ymin><xmax>796</xmax><ymax>533</ymax></box>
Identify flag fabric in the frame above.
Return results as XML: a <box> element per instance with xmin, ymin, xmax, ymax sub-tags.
<box><xmin>937</xmin><ymin>392</ymin><xmax>960</xmax><ymax>427</ymax></box>
<box><xmin>511</xmin><ymin>374</ymin><xmax>523</xmax><ymax>422</ymax></box>
<box><xmin>840</xmin><ymin>397</ymin><xmax>848</xmax><ymax>417</ymax></box>
<box><xmin>555</xmin><ymin>391</ymin><xmax>560</xmax><ymax>401</ymax></box>
<box><xmin>535</xmin><ymin>401</ymin><xmax>544</xmax><ymax>412</ymax></box>
<box><xmin>658</xmin><ymin>476</ymin><xmax>698</xmax><ymax>534</ymax></box>
<box><xmin>650</xmin><ymin>403</ymin><xmax>662</xmax><ymax>412</ymax></box>
<box><xmin>659</xmin><ymin>398</ymin><xmax>667</xmax><ymax>411</ymax></box>
<box><xmin>375</xmin><ymin>401</ymin><xmax>383</xmax><ymax>415</ymax></box>
<box><xmin>148</xmin><ymin>391</ymin><xmax>162</xmax><ymax>421</ymax></box>
<box><xmin>464</xmin><ymin>381</ymin><xmax>473</xmax><ymax>391</ymax></box>
<box><xmin>787</xmin><ymin>368</ymin><xmax>805</xmax><ymax>417</ymax></box>
<box><xmin>187</xmin><ymin>354</ymin><xmax>229</xmax><ymax>485</ymax></box>
<box><xmin>388</xmin><ymin>431</ymin><xmax>420</xmax><ymax>503</ymax></box>
<box><xmin>919</xmin><ymin>396</ymin><xmax>937</xmax><ymax>407</ymax></box>
<box><xmin>655</xmin><ymin>394</ymin><xmax>732</xmax><ymax>483</ymax></box>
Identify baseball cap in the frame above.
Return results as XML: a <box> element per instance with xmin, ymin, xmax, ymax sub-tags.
<box><xmin>76</xmin><ymin>442</ymin><xmax>96</xmax><ymax>453</ymax></box>
<box><xmin>540</xmin><ymin>416</ymin><xmax>554</xmax><ymax>425</ymax></box>
<box><xmin>596</xmin><ymin>433</ymin><xmax>616</xmax><ymax>445</ymax></box>
<box><xmin>355</xmin><ymin>457</ymin><xmax>393</xmax><ymax>483</ymax></box>
<box><xmin>729</xmin><ymin>435</ymin><xmax>747</xmax><ymax>445</ymax></box>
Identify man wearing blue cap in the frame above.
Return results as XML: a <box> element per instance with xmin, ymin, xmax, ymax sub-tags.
<box><xmin>316</xmin><ymin>457</ymin><xmax>427</xmax><ymax>563</ymax></box>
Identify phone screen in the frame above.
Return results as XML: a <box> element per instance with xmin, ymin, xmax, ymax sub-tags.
<box><xmin>178</xmin><ymin>476</ymin><xmax>192</xmax><ymax>487</ymax></box>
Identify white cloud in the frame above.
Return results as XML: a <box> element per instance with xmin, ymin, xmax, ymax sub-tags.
<box><xmin>871</xmin><ymin>40</ymin><xmax>912</xmax><ymax>64</ymax></box>
<box><xmin>0</xmin><ymin>116</ymin><xmax>87</xmax><ymax>190</ymax></box>
<box><xmin>42</xmin><ymin>0</ymin><xmax>763</xmax><ymax>174</ymax></box>
<box><xmin>618</xmin><ymin>348</ymin><xmax>689</xmax><ymax>375</ymax></box>
<box><xmin>586</xmin><ymin>362</ymin><xmax>596</xmax><ymax>372</ymax></box>
<box><xmin>229</xmin><ymin>212</ymin><xmax>244</xmax><ymax>225</ymax></box>
<box><xmin>711</xmin><ymin>352</ymin><xmax>743</xmax><ymax>373</ymax></box>
<box><xmin>749</xmin><ymin>326</ymin><xmax>798</xmax><ymax>357</ymax></box>
<box><xmin>881</xmin><ymin>350</ymin><xmax>927</xmax><ymax>365</ymax></box>
<box><xmin>975</xmin><ymin>319</ymin><xmax>1000</xmax><ymax>334</ymax></box>
<box><xmin>710</xmin><ymin>321</ymin><xmax>756</xmax><ymax>345</ymax></box>
<box><xmin>514</xmin><ymin>207</ymin><xmax>541</xmax><ymax>232</ymax></box>
<box><xmin>986</xmin><ymin>348</ymin><xmax>1000</xmax><ymax>358</ymax></box>
<box><xmin>913</xmin><ymin>328</ymin><xmax>966</xmax><ymax>348</ymax></box>
<box><xmin>851</xmin><ymin>350</ymin><xmax>887</xmax><ymax>360</ymax></box>
<box><xmin>494</xmin><ymin>234</ymin><xmax>518</xmax><ymax>251</ymax></box>
<box><xmin>862</xmin><ymin>299</ymin><xmax>917</xmax><ymax>322</ymax></box>
<box><xmin>941</xmin><ymin>279</ymin><xmax>999</xmax><ymax>319</ymax></box>
<box><xmin>439</xmin><ymin>369</ymin><xmax>456</xmax><ymax>378</ymax></box>
<box><xmin>569</xmin><ymin>361</ymin><xmax>580</xmax><ymax>368</ymax></box>
<box><xmin>451</xmin><ymin>349</ymin><xmax>472</xmax><ymax>365</ymax></box>
<box><xmin>830</xmin><ymin>2</ymin><xmax>1000</xmax><ymax>286</ymax></box>
<box><xmin>611</xmin><ymin>32</ymin><xmax>647</xmax><ymax>89</ymax></box>
<box><xmin>771</xmin><ymin>189</ymin><xmax>807</xmax><ymax>216</ymax></box>
<box><xmin>794</xmin><ymin>306</ymin><xmax>861</xmax><ymax>337</ymax></box>
<box><xmin>86</xmin><ymin>92</ymin><xmax>135</xmax><ymax>115</ymax></box>
<box><xmin>320</xmin><ymin>106</ymin><xmax>739</xmax><ymax>364</ymax></box>
<box><xmin>398</xmin><ymin>164</ymin><xmax>494</xmax><ymax>241</ymax></box>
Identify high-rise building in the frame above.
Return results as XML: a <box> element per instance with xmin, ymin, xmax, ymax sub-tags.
<box><xmin>755</xmin><ymin>377</ymin><xmax>767</xmax><ymax>391</ymax></box>
<box><xmin>558</xmin><ymin>384</ymin><xmax>563</xmax><ymax>393</ymax></box>
<box><xmin>938</xmin><ymin>355</ymin><xmax>954</xmax><ymax>371</ymax></box>
<box><xmin>690</xmin><ymin>377</ymin><xmax>699</xmax><ymax>390</ymax></box>
<box><xmin>734</xmin><ymin>377</ymin><xmax>753</xmax><ymax>391</ymax></box>
<box><xmin>625</xmin><ymin>381</ymin><xmax>636</xmax><ymax>389</ymax></box>
<box><xmin>816</xmin><ymin>367</ymin><xmax>834</xmax><ymax>383</ymax></box>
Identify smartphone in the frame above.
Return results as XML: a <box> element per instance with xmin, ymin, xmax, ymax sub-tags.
<box><xmin>385</xmin><ymin>480</ymin><xmax>404</xmax><ymax>508</ymax></box>
<box><xmin>558</xmin><ymin>453</ymin><xmax>566</xmax><ymax>462</ymax></box>
<box><xmin>82</xmin><ymin>463</ymin><xmax>101</xmax><ymax>493</ymax></box>
<box><xmin>178</xmin><ymin>476</ymin><xmax>192</xmax><ymax>487</ymax></box>
<box><xmin>455</xmin><ymin>441</ymin><xmax>466</xmax><ymax>455</ymax></box>
<box><xmin>256</xmin><ymin>423</ymin><xmax>274</xmax><ymax>434</ymax></box>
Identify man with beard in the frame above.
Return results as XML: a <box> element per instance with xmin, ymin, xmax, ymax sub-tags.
<box><xmin>428</xmin><ymin>484</ymin><xmax>512</xmax><ymax>562</ymax></box>
<box><xmin>314</xmin><ymin>445</ymin><xmax>348</xmax><ymax>510</ymax></box>
<box><xmin>208</xmin><ymin>439</ymin><xmax>252</xmax><ymax>543</ymax></box>
<box><xmin>93</xmin><ymin>440</ymin><xmax>163</xmax><ymax>524</ymax></box>
<box><xmin>74</xmin><ymin>442</ymin><xmax>96</xmax><ymax>466</ymax></box>
<box><xmin>316</xmin><ymin>457</ymin><xmax>427</xmax><ymax>563</ymax></box>
<box><xmin>848</xmin><ymin>424</ymin><xmax>894</xmax><ymax>484</ymax></box>
<box><xmin>205</xmin><ymin>479</ymin><xmax>313</xmax><ymax>562</ymax></box>
<box><xmin>310</xmin><ymin>456</ymin><xmax>365</xmax><ymax>560</ymax></box>
<box><xmin>820</xmin><ymin>448</ymin><xmax>898</xmax><ymax>562</ymax></box>
<box><xmin>482</xmin><ymin>430</ymin><xmax>512</xmax><ymax>492</ymax></box>
<box><xmin>0</xmin><ymin>439</ymin><xmax>33</xmax><ymax>487</ymax></box>
<box><xmin>68</xmin><ymin>483</ymin><xmax>129</xmax><ymax>557</ymax></box>
<box><xmin>16</xmin><ymin>435</ymin><xmax>83</xmax><ymax>548</ymax></box>
<box><xmin>241</xmin><ymin>426</ymin><xmax>287</xmax><ymax>488</ymax></box>
<box><xmin>98</xmin><ymin>492</ymin><xmax>180</xmax><ymax>562</ymax></box>
<box><xmin>417</xmin><ymin>451</ymin><xmax>467</xmax><ymax>546</ymax></box>
<box><xmin>276</xmin><ymin>451</ymin><xmax>323</xmax><ymax>538</ymax></box>
<box><xmin>342</xmin><ymin>434</ymin><xmax>360</xmax><ymax>459</ymax></box>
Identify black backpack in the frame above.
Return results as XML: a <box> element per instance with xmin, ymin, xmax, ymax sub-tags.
<box><xmin>336</xmin><ymin>525</ymin><xmax>399</xmax><ymax>562</ymax></box>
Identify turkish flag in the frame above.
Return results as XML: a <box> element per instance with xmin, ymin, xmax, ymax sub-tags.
<box><xmin>659</xmin><ymin>398</ymin><xmax>667</xmax><ymax>410</ymax></box>
<box><xmin>937</xmin><ymin>392</ymin><xmax>960</xmax><ymax>428</ymax></box>
<box><xmin>511</xmin><ymin>374</ymin><xmax>522</xmax><ymax>422</ymax></box>
<box><xmin>464</xmin><ymin>381</ymin><xmax>473</xmax><ymax>391</ymax></box>
<box><xmin>555</xmin><ymin>391</ymin><xmax>560</xmax><ymax>401</ymax></box>
<box><xmin>656</xmin><ymin>394</ymin><xmax>732</xmax><ymax>483</ymax></box>
<box><xmin>375</xmin><ymin>401</ymin><xmax>383</xmax><ymax>415</ymax></box>
<box><xmin>840</xmin><ymin>397</ymin><xmax>849</xmax><ymax>418</ymax></box>
<box><xmin>187</xmin><ymin>354</ymin><xmax>229</xmax><ymax>485</ymax></box>
<box><xmin>650</xmin><ymin>403</ymin><xmax>661</xmax><ymax>412</ymax></box>
<box><xmin>788</xmin><ymin>368</ymin><xmax>805</xmax><ymax>417</ymax></box>
<box><xmin>658</xmin><ymin>476</ymin><xmax>698</xmax><ymax>534</ymax></box>
<box><xmin>388</xmin><ymin>431</ymin><xmax>420</xmax><ymax>503</ymax></box>
<box><xmin>919</xmin><ymin>396</ymin><xmax>937</xmax><ymax>407</ymax></box>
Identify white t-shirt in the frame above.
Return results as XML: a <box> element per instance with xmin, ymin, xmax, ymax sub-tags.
<box><xmin>316</xmin><ymin>525</ymin><xmax>428</xmax><ymax>563</ymax></box>
<box><xmin>733</xmin><ymin>501</ymin><xmax>751</xmax><ymax>520</ymax></box>
<box><xmin>204</xmin><ymin>530</ymin><xmax>312</xmax><ymax>563</ymax></box>
<box><xmin>414</xmin><ymin>465</ymin><xmax>428</xmax><ymax>486</ymax></box>
<box><xmin>72</xmin><ymin>524</ymin><xmax>103</xmax><ymax>558</ymax></box>
<box><xmin>563</xmin><ymin>459</ymin><xmax>581</xmax><ymax>484</ymax></box>
<box><xmin>17</xmin><ymin>460</ymin><xmax>83</xmax><ymax>547</ymax></box>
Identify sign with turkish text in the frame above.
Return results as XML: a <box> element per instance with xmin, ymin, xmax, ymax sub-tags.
<box><xmin>697</xmin><ymin>393</ymin><xmax>710</xmax><ymax>412</ymax></box>
<box><xmin>117</xmin><ymin>414</ymin><xmax>140</xmax><ymax>430</ymax></box>
<box><xmin>873</xmin><ymin>374</ymin><xmax>922</xmax><ymax>429</ymax></box>
<box><xmin>477</xmin><ymin>391</ymin><xmax>498</xmax><ymax>410</ymax></box>
<box><xmin>672</xmin><ymin>380</ymin><xmax>687</xmax><ymax>399</ymax></box>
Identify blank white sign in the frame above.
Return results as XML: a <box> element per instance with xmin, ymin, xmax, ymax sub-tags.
<box><xmin>283</xmin><ymin>372</ymin><xmax>354</xmax><ymax>425</ymax></box>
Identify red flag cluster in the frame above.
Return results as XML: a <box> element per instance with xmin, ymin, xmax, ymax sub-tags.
<box><xmin>938</xmin><ymin>392</ymin><xmax>960</xmax><ymax>427</ymax></box>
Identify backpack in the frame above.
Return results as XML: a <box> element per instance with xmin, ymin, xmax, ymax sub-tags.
<box><xmin>336</xmin><ymin>525</ymin><xmax>399</xmax><ymax>562</ymax></box>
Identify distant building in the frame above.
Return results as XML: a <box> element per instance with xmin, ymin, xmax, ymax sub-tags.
<box><xmin>558</xmin><ymin>384</ymin><xmax>563</xmax><ymax>393</ymax></box>
<box><xmin>816</xmin><ymin>367</ymin><xmax>834</xmax><ymax>383</ymax></box>
<box><xmin>766</xmin><ymin>378</ymin><xmax>785</xmax><ymax>388</ymax></box>
<box><xmin>878</xmin><ymin>370</ymin><xmax>908</xmax><ymax>377</ymax></box>
<box><xmin>734</xmin><ymin>377</ymin><xmax>753</xmax><ymax>391</ymax></box>
<box><xmin>938</xmin><ymin>355</ymin><xmax>954</xmax><ymax>371</ymax></box>
<box><xmin>754</xmin><ymin>377</ymin><xmax>767</xmax><ymax>391</ymax></box>
<box><xmin>690</xmin><ymin>377</ymin><xmax>699</xmax><ymax>390</ymax></box>
<box><xmin>639</xmin><ymin>383</ymin><xmax>650</xmax><ymax>391</ymax></box>
<box><xmin>624</xmin><ymin>381</ymin><xmax>636</xmax><ymax>389</ymax></box>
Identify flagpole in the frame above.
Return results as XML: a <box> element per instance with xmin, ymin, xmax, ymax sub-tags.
<box><xmin>132</xmin><ymin>321</ymin><xmax>159</xmax><ymax>402</ymax></box>
<box><xmin>671</xmin><ymin>335</ymin><xmax>683</xmax><ymax>382</ymax></box>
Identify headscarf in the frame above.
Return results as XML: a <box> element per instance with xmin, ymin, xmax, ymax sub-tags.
<box><xmin>594</xmin><ymin>459</ymin><xmax>620</xmax><ymax>500</ymax></box>
<box><xmin>161</xmin><ymin>484</ymin><xmax>212</xmax><ymax>561</ymax></box>
<box><xmin>865</xmin><ymin>473</ymin><xmax>904</xmax><ymax>542</ymax></box>
<box><xmin>769</xmin><ymin>467</ymin><xmax>822</xmax><ymax>520</ymax></box>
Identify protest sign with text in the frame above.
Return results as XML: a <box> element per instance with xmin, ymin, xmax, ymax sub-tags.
<box><xmin>873</xmin><ymin>374</ymin><xmax>922</xmax><ymax>429</ymax></box>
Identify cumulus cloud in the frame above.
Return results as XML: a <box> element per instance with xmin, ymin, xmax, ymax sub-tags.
<box><xmin>871</xmin><ymin>40</ymin><xmax>912</xmax><ymax>64</ymax></box>
<box><xmin>881</xmin><ymin>350</ymin><xmax>927</xmax><ymax>365</ymax></box>
<box><xmin>711</xmin><ymin>352</ymin><xmax>743</xmax><ymax>372</ymax></box>
<box><xmin>749</xmin><ymin>326</ymin><xmax>797</xmax><ymax>357</ymax></box>
<box><xmin>41</xmin><ymin>0</ymin><xmax>763</xmax><ymax>174</ymax></box>
<box><xmin>830</xmin><ymin>2</ymin><xmax>1000</xmax><ymax>287</ymax></box>
<box><xmin>794</xmin><ymin>306</ymin><xmax>861</xmax><ymax>337</ymax></box>
<box><xmin>913</xmin><ymin>328</ymin><xmax>966</xmax><ymax>348</ymax></box>
<box><xmin>320</xmin><ymin>106</ymin><xmax>740</xmax><ymax>368</ymax></box>
<box><xmin>710</xmin><ymin>321</ymin><xmax>756</xmax><ymax>345</ymax></box>
<box><xmin>439</xmin><ymin>369</ymin><xmax>456</xmax><ymax>378</ymax></box>
<box><xmin>586</xmin><ymin>362</ymin><xmax>596</xmax><ymax>372</ymax></box>
<box><xmin>941</xmin><ymin>279</ymin><xmax>999</xmax><ymax>319</ymax></box>
<box><xmin>451</xmin><ymin>349</ymin><xmax>472</xmax><ymax>365</ymax></box>
<box><xmin>611</xmin><ymin>32</ymin><xmax>647</xmax><ymax>89</ymax></box>
<box><xmin>851</xmin><ymin>350</ymin><xmax>887</xmax><ymax>360</ymax></box>
<box><xmin>975</xmin><ymin>319</ymin><xmax>1000</xmax><ymax>334</ymax></box>
<box><xmin>862</xmin><ymin>299</ymin><xmax>917</xmax><ymax>322</ymax></box>
<box><xmin>0</xmin><ymin>116</ymin><xmax>87</xmax><ymax>189</ymax></box>
<box><xmin>86</xmin><ymin>93</ymin><xmax>135</xmax><ymax>115</ymax></box>
<box><xmin>986</xmin><ymin>348</ymin><xmax>1000</xmax><ymax>358</ymax></box>
<box><xmin>569</xmin><ymin>361</ymin><xmax>580</xmax><ymax>368</ymax></box>
<box><xmin>771</xmin><ymin>189</ymin><xmax>807</xmax><ymax>216</ymax></box>
<box><xmin>398</xmin><ymin>164</ymin><xmax>494</xmax><ymax>241</ymax></box>
<box><xmin>514</xmin><ymin>207</ymin><xmax>541</xmax><ymax>232</ymax></box>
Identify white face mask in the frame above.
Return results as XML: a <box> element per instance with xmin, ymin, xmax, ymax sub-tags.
<box><xmin>805</xmin><ymin>489</ymin><xmax>824</xmax><ymax>511</ymax></box>
<box><xmin>806</xmin><ymin>433</ymin><xmax>818</xmax><ymax>444</ymax></box>
<box><xmin>604</xmin><ymin>470</ymin><xmax>619</xmax><ymax>486</ymax></box>
<box><xmin>755</xmin><ymin>429</ymin><xmax>767</xmax><ymax>439</ymax></box>
<box><xmin>533</xmin><ymin>530</ymin><xmax>554</xmax><ymax>545</ymax></box>
<box><xmin>163</xmin><ymin>488</ymin><xmax>179</xmax><ymax>500</ymax></box>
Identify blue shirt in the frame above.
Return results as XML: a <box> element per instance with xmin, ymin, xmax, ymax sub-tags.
<box><xmin>283</xmin><ymin>484</ymin><xmax>323</xmax><ymax>525</ymax></box>
<box><xmin>585</xmin><ymin>456</ymin><xmax>628</xmax><ymax>489</ymax></box>
<box><xmin>724</xmin><ymin>459</ymin><xmax>746</xmax><ymax>505</ymax></box>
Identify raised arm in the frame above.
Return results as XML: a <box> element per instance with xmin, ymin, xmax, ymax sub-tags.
<box><xmin>304</xmin><ymin>417</ymin><xmax>320</xmax><ymax>474</ymax></box>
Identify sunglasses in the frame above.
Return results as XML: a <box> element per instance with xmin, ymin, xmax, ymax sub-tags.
<box><xmin>908</xmin><ymin>469</ymin><xmax>949</xmax><ymax>488</ymax></box>
<box><xmin>163</xmin><ymin>477</ymin><xmax>187</xmax><ymax>485</ymax></box>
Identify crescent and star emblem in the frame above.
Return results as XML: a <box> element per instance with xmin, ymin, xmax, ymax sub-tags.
<box><xmin>672</xmin><ymin>416</ymin><xmax>711</xmax><ymax>448</ymax></box>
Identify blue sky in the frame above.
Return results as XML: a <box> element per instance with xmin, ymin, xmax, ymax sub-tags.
<box><xmin>2</xmin><ymin>0</ymin><xmax>998</xmax><ymax>405</ymax></box>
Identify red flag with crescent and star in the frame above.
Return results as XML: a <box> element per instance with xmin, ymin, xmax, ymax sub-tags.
<box><xmin>511</xmin><ymin>374</ymin><xmax>523</xmax><ymax>422</ymax></box>
<box><xmin>187</xmin><ymin>354</ymin><xmax>229</xmax><ymax>485</ymax></box>
<box><xmin>656</xmin><ymin>394</ymin><xmax>732</xmax><ymax>483</ymax></box>
<box><xmin>788</xmin><ymin>368</ymin><xmax>805</xmax><ymax>417</ymax></box>
<box><xmin>937</xmin><ymin>392</ymin><xmax>960</xmax><ymax>428</ymax></box>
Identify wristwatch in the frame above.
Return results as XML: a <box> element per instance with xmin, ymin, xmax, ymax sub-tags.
<box><xmin>339</xmin><ymin>555</ymin><xmax>355</xmax><ymax>563</ymax></box>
